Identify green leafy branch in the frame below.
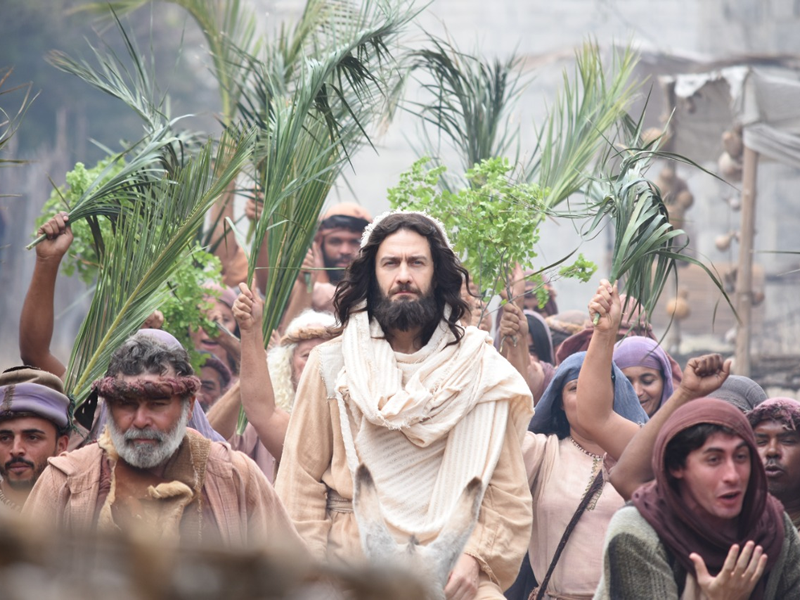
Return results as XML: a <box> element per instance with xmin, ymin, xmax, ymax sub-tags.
<box><xmin>389</xmin><ymin>157</ymin><xmax>597</xmax><ymax>305</ymax></box>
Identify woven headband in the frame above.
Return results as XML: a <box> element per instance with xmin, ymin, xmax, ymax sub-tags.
<box><xmin>280</xmin><ymin>325</ymin><xmax>337</xmax><ymax>346</ymax></box>
<box><xmin>360</xmin><ymin>210</ymin><xmax>453</xmax><ymax>250</ymax></box>
<box><xmin>92</xmin><ymin>376</ymin><xmax>201</xmax><ymax>403</ymax></box>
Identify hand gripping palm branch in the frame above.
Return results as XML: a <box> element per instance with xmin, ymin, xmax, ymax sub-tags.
<box><xmin>233</xmin><ymin>0</ymin><xmax>419</xmax><ymax>433</ymax></box>
<box><xmin>587</xmin><ymin>145</ymin><xmax>733</xmax><ymax>328</ymax></box>
<box><xmin>65</xmin><ymin>131</ymin><xmax>254</xmax><ymax>407</ymax></box>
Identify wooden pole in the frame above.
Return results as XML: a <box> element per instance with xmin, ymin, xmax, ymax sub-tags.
<box><xmin>734</xmin><ymin>146</ymin><xmax>758</xmax><ymax>376</ymax></box>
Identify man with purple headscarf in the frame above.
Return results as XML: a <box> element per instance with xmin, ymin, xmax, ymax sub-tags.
<box><xmin>0</xmin><ymin>367</ymin><xmax>71</xmax><ymax>512</ymax></box>
<box><xmin>748</xmin><ymin>397</ymin><xmax>800</xmax><ymax>530</ymax></box>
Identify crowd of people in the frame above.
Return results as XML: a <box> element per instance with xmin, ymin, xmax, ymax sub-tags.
<box><xmin>1</xmin><ymin>206</ymin><xmax>799</xmax><ymax>599</ymax></box>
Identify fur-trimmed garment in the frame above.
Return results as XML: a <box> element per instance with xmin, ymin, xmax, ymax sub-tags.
<box><xmin>23</xmin><ymin>428</ymin><xmax>303</xmax><ymax>551</ymax></box>
<box><xmin>594</xmin><ymin>506</ymin><xmax>800</xmax><ymax>600</ymax></box>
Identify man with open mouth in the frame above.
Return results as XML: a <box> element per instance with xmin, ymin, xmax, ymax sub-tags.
<box><xmin>748</xmin><ymin>397</ymin><xmax>800</xmax><ymax>531</ymax></box>
<box><xmin>595</xmin><ymin>398</ymin><xmax>800</xmax><ymax>599</ymax></box>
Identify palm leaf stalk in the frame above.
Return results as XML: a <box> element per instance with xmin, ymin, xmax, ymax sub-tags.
<box><xmin>0</xmin><ymin>67</ymin><xmax>38</xmax><ymax>172</ymax></box>
<box><xmin>530</xmin><ymin>42</ymin><xmax>638</xmax><ymax>209</ymax></box>
<box><xmin>71</xmin><ymin>0</ymin><xmax>260</xmax><ymax>126</ymax></box>
<box><xmin>585</xmin><ymin>146</ymin><xmax>733</xmax><ymax>327</ymax></box>
<box><xmin>233</xmin><ymin>0</ymin><xmax>417</xmax><ymax>433</ymax></box>
<box><xmin>407</xmin><ymin>34</ymin><xmax>528</xmax><ymax>182</ymax></box>
<box><xmin>65</xmin><ymin>130</ymin><xmax>254</xmax><ymax>406</ymax></box>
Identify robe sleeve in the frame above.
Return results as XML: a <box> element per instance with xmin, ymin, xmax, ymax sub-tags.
<box><xmin>462</xmin><ymin>411</ymin><xmax>533</xmax><ymax>590</ymax></box>
<box><xmin>594</xmin><ymin>505</ymin><xmax>680</xmax><ymax>599</ymax></box>
<box><xmin>774</xmin><ymin>513</ymin><xmax>800</xmax><ymax>598</ymax></box>
<box><xmin>274</xmin><ymin>348</ymin><xmax>335</xmax><ymax>560</ymax></box>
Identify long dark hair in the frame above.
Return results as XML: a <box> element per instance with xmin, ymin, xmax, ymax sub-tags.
<box><xmin>333</xmin><ymin>213</ymin><xmax>470</xmax><ymax>344</ymax></box>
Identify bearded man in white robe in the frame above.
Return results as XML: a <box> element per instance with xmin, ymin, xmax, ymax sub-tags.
<box><xmin>276</xmin><ymin>211</ymin><xmax>533</xmax><ymax>600</ymax></box>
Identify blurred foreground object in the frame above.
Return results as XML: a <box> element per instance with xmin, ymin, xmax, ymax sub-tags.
<box><xmin>0</xmin><ymin>510</ymin><xmax>429</xmax><ymax>600</ymax></box>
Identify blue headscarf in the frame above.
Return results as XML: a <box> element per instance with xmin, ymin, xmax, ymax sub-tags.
<box><xmin>528</xmin><ymin>351</ymin><xmax>648</xmax><ymax>435</ymax></box>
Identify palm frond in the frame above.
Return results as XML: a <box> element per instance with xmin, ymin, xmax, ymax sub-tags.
<box><xmin>27</xmin><ymin>126</ymin><xmax>181</xmax><ymax>250</ymax></box>
<box><xmin>531</xmin><ymin>42</ymin><xmax>639</xmax><ymax>209</ymax></box>
<box><xmin>29</xmin><ymin>12</ymin><xmax>208</xmax><ymax>251</ymax></box>
<box><xmin>585</xmin><ymin>147</ymin><xmax>734</xmax><ymax>326</ymax></box>
<box><xmin>407</xmin><ymin>35</ymin><xmax>528</xmax><ymax>179</ymax></box>
<box><xmin>46</xmin><ymin>10</ymin><xmax>165</xmax><ymax>130</ymax></box>
<box><xmin>71</xmin><ymin>0</ymin><xmax>261</xmax><ymax>123</ymax></box>
<box><xmin>0</xmin><ymin>67</ymin><xmax>38</xmax><ymax>172</ymax></box>
<box><xmin>65</xmin><ymin>130</ymin><xmax>254</xmax><ymax>406</ymax></box>
<box><xmin>231</xmin><ymin>0</ymin><xmax>416</xmax><ymax>433</ymax></box>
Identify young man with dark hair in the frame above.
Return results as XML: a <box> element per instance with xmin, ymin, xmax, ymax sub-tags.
<box><xmin>0</xmin><ymin>367</ymin><xmax>71</xmax><ymax>512</ymax></box>
<box><xmin>595</xmin><ymin>398</ymin><xmax>800</xmax><ymax>599</ymax></box>
<box><xmin>748</xmin><ymin>397</ymin><xmax>800</xmax><ymax>530</ymax></box>
<box><xmin>275</xmin><ymin>211</ymin><xmax>533</xmax><ymax>600</ymax></box>
<box><xmin>24</xmin><ymin>332</ymin><xmax>303</xmax><ymax>550</ymax></box>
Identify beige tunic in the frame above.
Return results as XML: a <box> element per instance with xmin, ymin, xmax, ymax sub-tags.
<box><xmin>24</xmin><ymin>430</ymin><xmax>304</xmax><ymax>552</ymax></box>
<box><xmin>276</xmin><ymin>345</ymin><xmax>532</xmax><ymax>597</ymax></box>
<box><xmin>523</xmin><ymin>432</ymin><xmax>625</xmax><ymax>600</ymax></box>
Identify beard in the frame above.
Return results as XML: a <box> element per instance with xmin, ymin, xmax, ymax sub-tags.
<box><xmin>107</xmin><ymin>401</ymin><xmax>190</xmax><ymax>469</ymax></box>
<box><xmin>371</xmin><ymin>283</ymin><xmax>440</xmax><ymax>334</ymax></box>
<box><xmin>323</xmin><ymin>250</ymin><xmax>347</xmax><ymax>284</ymax></box>
<box><xmin>0</xmin><ymin>456</ymin><xmax>48</xmax><ymax>491</ymax></box>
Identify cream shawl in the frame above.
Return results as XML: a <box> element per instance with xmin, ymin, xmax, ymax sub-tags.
<box><xmin>334</xmin><ymin>309</ymin><xmax>532</xmax><ymax>542</ymax></box>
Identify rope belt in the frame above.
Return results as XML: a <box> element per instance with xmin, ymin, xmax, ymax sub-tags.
<box><xmin>326</xmin><ymin>488</ymin><xmax>353</xmax><ymax>514</ymax></box>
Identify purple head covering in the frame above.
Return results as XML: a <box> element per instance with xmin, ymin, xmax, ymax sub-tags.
<box><xmin>613</xmin><ymin>336</ymin><xmax>674</xmax><ymax>409</ymax></box>
<box><xmin>202</xmin><ymin>283</ymin><xmax>238</xmax><ymax>309</ymax></box>
<box><xmin>0</xmin><ymin>382</ymin><xmax>70</xmax><ymax>430</ymax></box>
<box><xmin>133</xmin><ymin>328</ymin><xmax>182</xmax><ymax>348</ymax></box>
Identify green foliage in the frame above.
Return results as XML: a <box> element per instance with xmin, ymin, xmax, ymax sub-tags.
<box><xmin>389</xmin><ymin>157</ymin><xmax>595</xmax><ymax>300</ymax></box>
<box><xmin>158</xmin><ymin>244</ymin><xmax>222</xmax><ymax>373</ymax></box>
<box><xmin>36</xmin><ymin>157</ymin><xmax>124</xmax><ymax>284</ymax></box>
<box><xmin>407</xmin><ymin>35</ymin><xmax>527</xmax><ymax>179</ymax></box>
<box><xmin>0</xmin><ymin>67</ymin><xmax>37</xmax><ymax>175</ymax></box>
<box><xmin>64</xmin><ymin>130</ymin><xmax>253</xmax><ymax>407</ymax></box>
<box><xmin>558</xmin><ymin>253</ymin><xmax>596</xmax><ymax>283</ymax></box>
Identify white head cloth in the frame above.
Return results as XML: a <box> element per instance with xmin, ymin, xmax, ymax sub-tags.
<box><xmin>360</xmin><ymin>210</ymin><xmax>453</xmax><ymax>250</ymax></box>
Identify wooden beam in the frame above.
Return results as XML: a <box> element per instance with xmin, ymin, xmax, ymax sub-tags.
<box><xmin>734</xmin><ymin>146</ymin><xmax>758</xmax><ymax>376</ymax></box>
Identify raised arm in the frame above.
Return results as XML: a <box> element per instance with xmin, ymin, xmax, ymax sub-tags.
<box><xmin>575</xmin><ymin>279</ymin><xmax>639</xmax><ymax>460</ymax></box>
<box><xmin>499</xmin><ymin>302</ymin><xmax>545</xmax><ymax>400</ymax></box>
<box><xmin>19</xmin><ymin>212</ymin><xmax>71</xmax><ymax>377</ymax></box>
<box><xmin>232</xmin><ymin>282</ymin><xmax>290</xmax><ymax>460</ymax></box>
<box><xmin>609</xmin><ymin>354</ymin><xmax>731</xmax><ymax>499</ymax></box>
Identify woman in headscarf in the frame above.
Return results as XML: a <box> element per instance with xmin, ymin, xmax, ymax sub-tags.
<box><xmin>595</xmin><ymin>398</ymin><xmax>798</xmax><ymax>599</ymax></box>
<box><xmin>521</xmin><ymin>331</ymin><xmax>648</xmax><ymax>599</ymax></box>
<box><xmin>613</xmin><ymin>336</ymin><xmax>675</xmax><ymax>417</ymax></box>
<box><xmin>577</xmin><ymin>281</ymin><xmax>733</xmax><ymax>501</ymax></box>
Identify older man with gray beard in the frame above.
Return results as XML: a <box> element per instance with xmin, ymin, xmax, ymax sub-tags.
<box><xmin>23</xmin><ymin>333</ymin><xmax>303</xmax><ymax>551</ymax></box>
